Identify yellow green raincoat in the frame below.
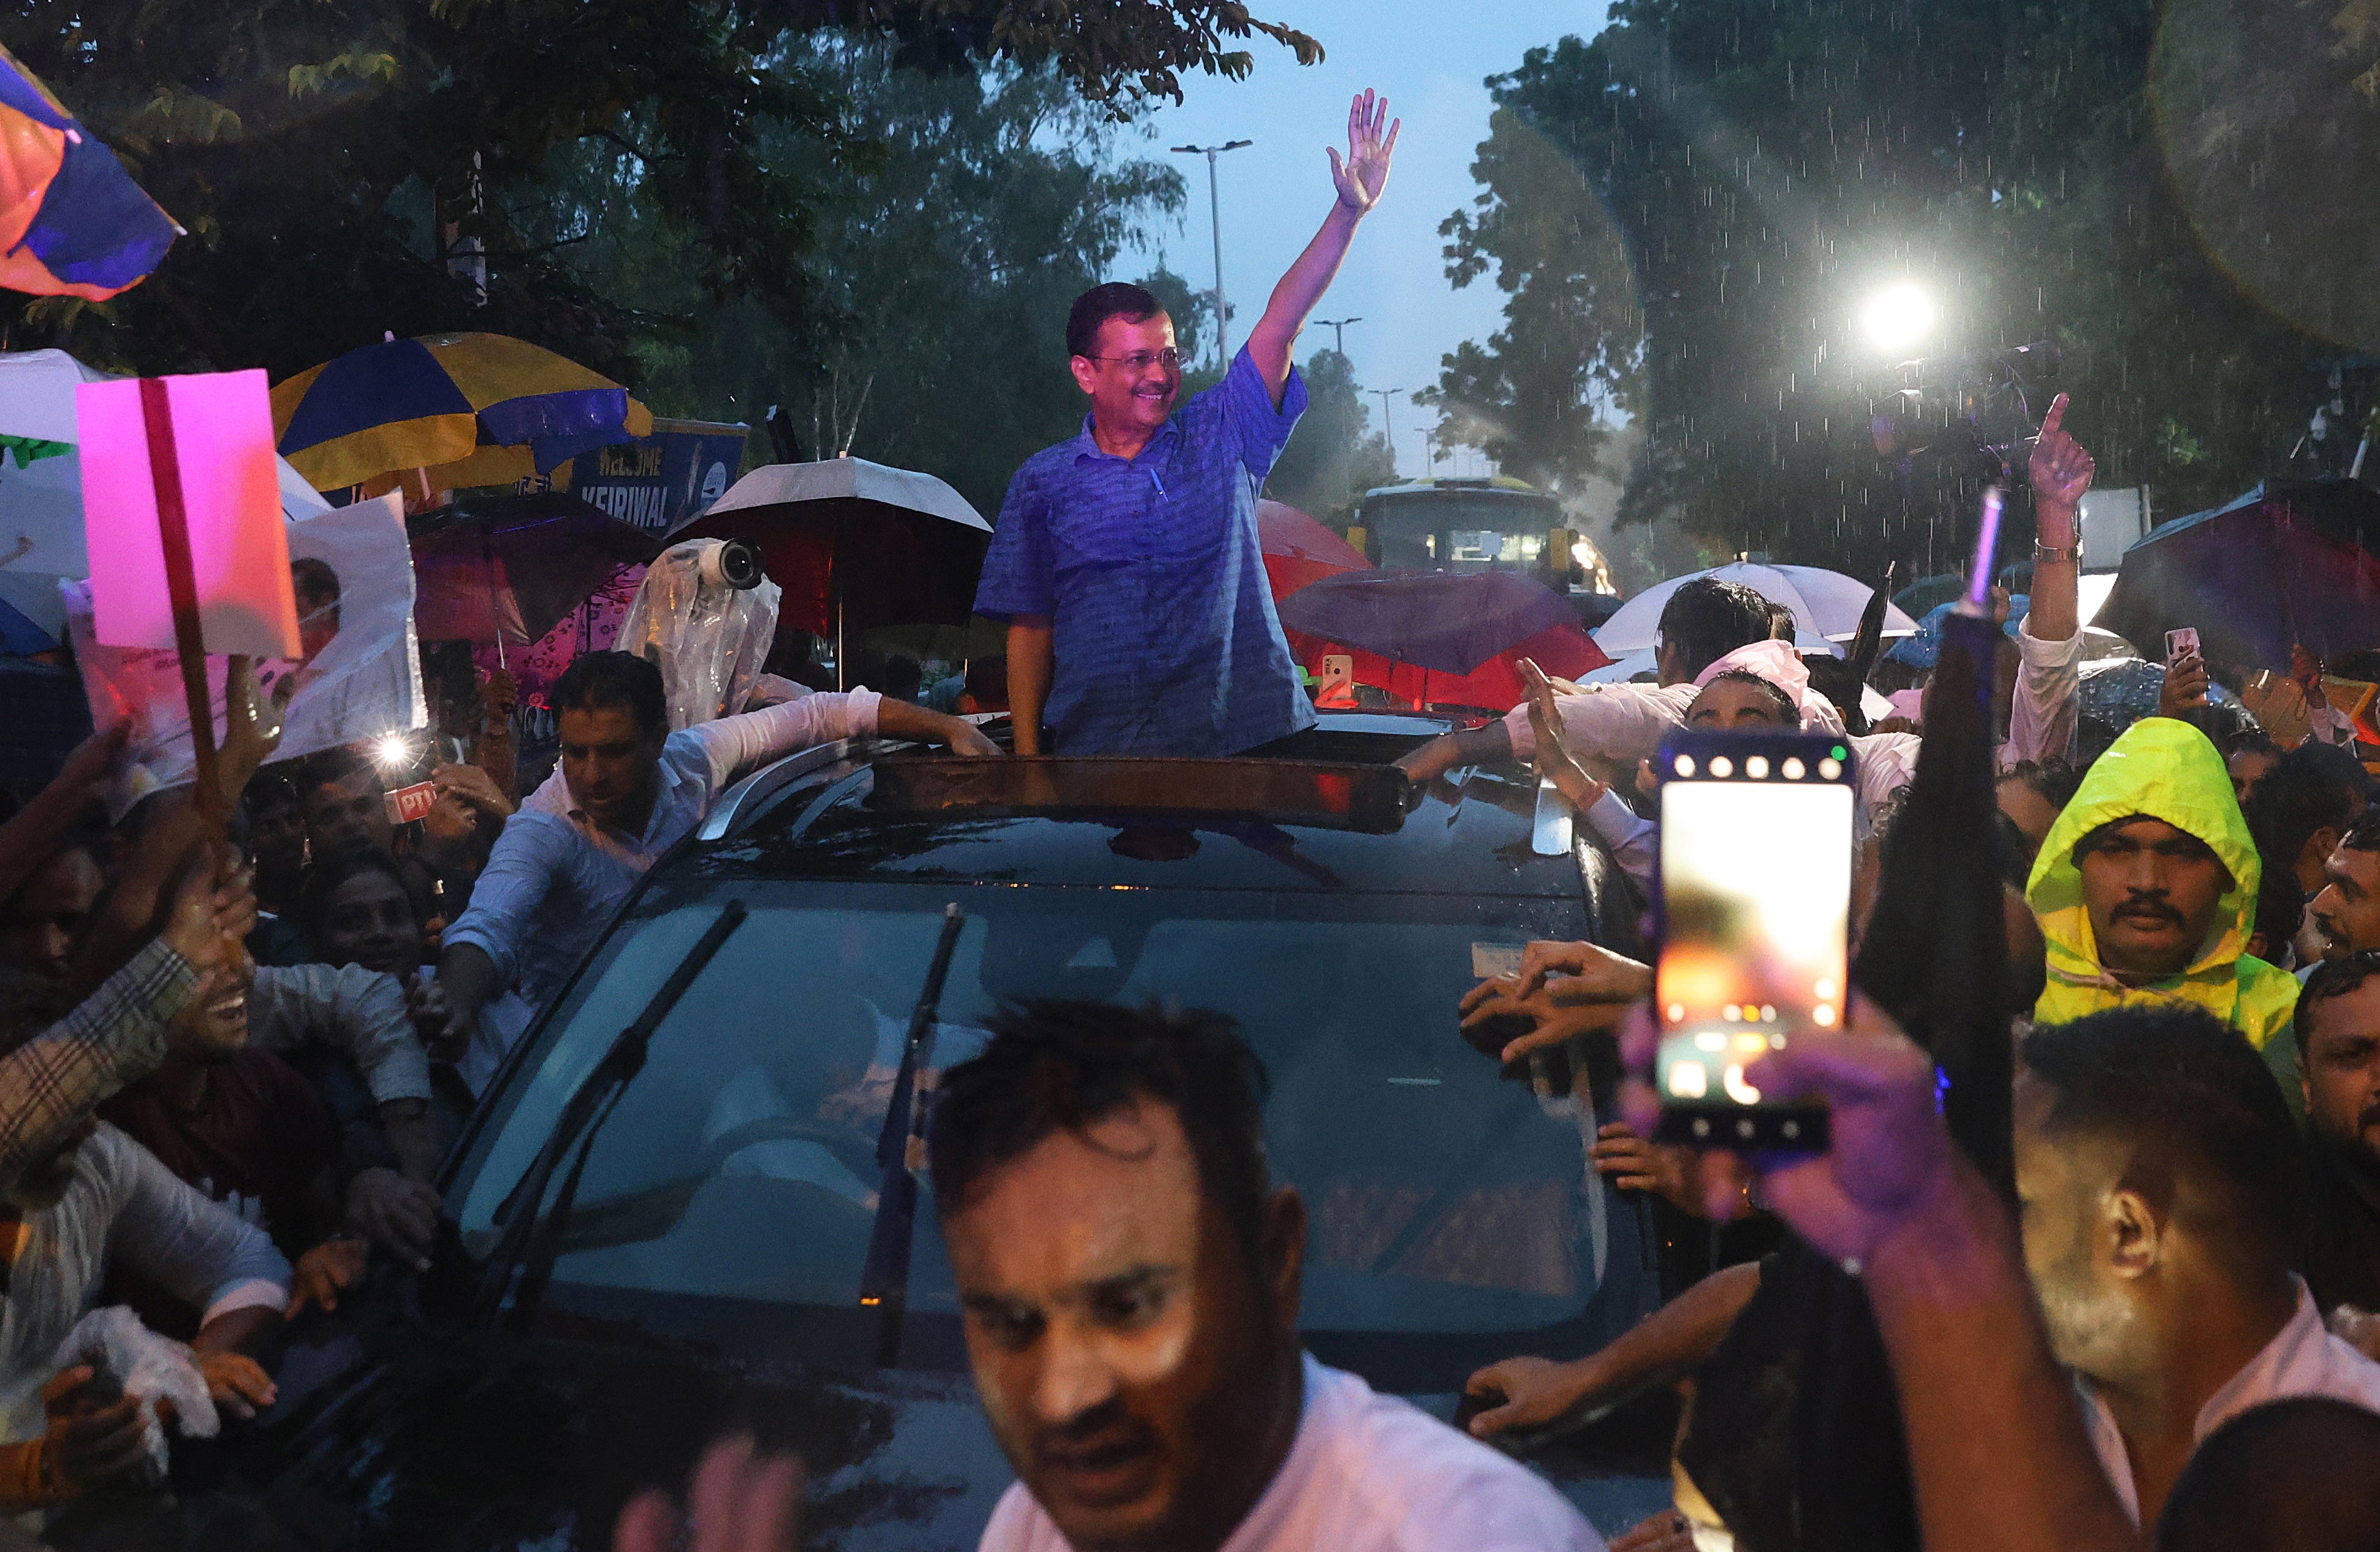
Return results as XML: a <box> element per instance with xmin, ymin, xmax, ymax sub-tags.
<box><xmin>2025</xmin><ymin>718</ymin><xmax>2301</xmax><ymax>1098</ymax></box>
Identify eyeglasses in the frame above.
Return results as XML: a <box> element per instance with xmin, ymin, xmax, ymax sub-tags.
<box><xmin>1084</xmin><ymin>349</ymin><xmax>1185</xmax><ymax>373</ymax></box>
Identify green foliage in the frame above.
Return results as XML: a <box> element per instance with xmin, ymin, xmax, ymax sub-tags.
<box><xmin>0</xmin><ymin>0</ymin><xmax>1315</xmax><ymax>386</ymax></box>
<box><xmin>1431</xmin><ymin>0</ymin><xmax>2367</xmax><ymax>578</ymax></box>
<box><xmin>1264</xmin><ymin>348</ymin><xmax>1394</xmax><ymax>527</ymax></box>
<box><xmin>530</xmin><ymin>40</ymin><xmax>1194</xmax><ymax>519</ymax></box>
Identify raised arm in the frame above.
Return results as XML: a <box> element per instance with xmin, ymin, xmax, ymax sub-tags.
<box><xmin>1243</xmin><ymin>90</ymin><xmax>1399</xmax><ymax>406</ymax></box>
<box><xmin>2006</xmin><ymin>396</ymin><xmax>2091</xmax><ymax>767</ymax></box>
<box><xmin>2024</xmin><ymin>392</ymin><xmax>2090</xmax><ymax>647</ymax></box>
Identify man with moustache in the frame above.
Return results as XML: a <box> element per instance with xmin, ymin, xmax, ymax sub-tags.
<box><xmin>2291</xmin><ymin>955</ymin><xmax>2380</xmax><ymax>1316</ymax></box>
<box><xmin>2025</xmin><ymin>717</ymin><xmax>2302</xmax><ymax>1095</ymax></box>
<box><xmin>2308</xmin><ymin>812</ymin><xmax>2380</xmax><ymax>965</ymax></box>
<box><xmin>976</xmin><ymin>93</ymin><xmax>1399</xmax><ymax>757</ymax></box>
<box><xmin>930</xmin><ymin>1001</ymin><xmax>1602</xmax><ymax>1552</ymax></box>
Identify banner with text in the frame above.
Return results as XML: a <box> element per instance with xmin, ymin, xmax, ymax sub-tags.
<box><xmin>560</xmin><ymin>419</ymin><xmax>746</xmax><ymax>536</ymax></box>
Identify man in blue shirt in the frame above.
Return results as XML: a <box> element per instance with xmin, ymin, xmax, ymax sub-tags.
<box><xmin>976</xmin><ymin>91</ymin><xmax>1402</xmax><ymax>756</ymax></box>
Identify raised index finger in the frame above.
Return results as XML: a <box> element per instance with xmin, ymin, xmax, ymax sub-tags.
<box><xmin>2037</xmin><ymin>392</ymin><xmax>2069</xmax><ymax>440</ymax></box>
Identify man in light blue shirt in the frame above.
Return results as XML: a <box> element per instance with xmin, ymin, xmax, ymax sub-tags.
<box><xmin>976</xmin><ymin>91</ymin><xmax>1402</xmax><ymax>756</ymax></box>
<box><xmin>436</xmin><ymin>651</ymin><xmax>995</xmax><ymax>1035</ymax></box>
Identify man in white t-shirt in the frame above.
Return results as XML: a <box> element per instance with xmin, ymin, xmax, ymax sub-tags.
<box><xmin>927</xmin><ymin>1000</ymin><xmax>1603</xmax><ymax>1552</ymax></box>
<box><xmin>2014</xmin><ymin>1005</ymin><xmax>2380</xmax><ymax>1527</ymax></box>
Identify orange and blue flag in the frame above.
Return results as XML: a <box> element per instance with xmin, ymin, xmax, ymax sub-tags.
<box><xmin>0</xmin><ymin>43</ymin><xmax>177</xmax><ymax>301</ymax></box>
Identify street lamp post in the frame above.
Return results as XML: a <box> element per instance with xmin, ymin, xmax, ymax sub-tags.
<box><xmin>1171</xmin><ymin>140</ymin><xmax>1253</xmax><ymax>369</ymax></box>
<box><xmin>1314</xmin><ymin>316</ymin><xmax>1363</xmax><ymax>357</ymax></box>
<box><xmin>1372</xmin><ymin>387</ymin><xmax>1404</xmax><ymax>476</ymax></box>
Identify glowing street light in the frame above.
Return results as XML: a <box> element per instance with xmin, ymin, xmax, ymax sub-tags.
<box><xmin>1859</xmin><ymin>282</ymin><xmax>1936</xmax><ymax>352</ymax></box>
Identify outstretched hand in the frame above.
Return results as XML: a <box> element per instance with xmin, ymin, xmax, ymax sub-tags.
<box><xmin>217</xmin><ymin>655</ymin><xmax>299</xmax><ymax>818</ymax></box>
<box><xmin>1521</xmin><ymin>659</ymin><xmax>1606</xmax><ymax>811</ymax></box>
<box><xmin>1327</xmin><ymin>89</ymin><xmax>1399</xmax><ymax>215</ymax></box>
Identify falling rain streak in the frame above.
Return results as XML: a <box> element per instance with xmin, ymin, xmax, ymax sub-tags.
<box><xmin>1423</xmin><ymin>0</ymin><xmax>2367</xmax><ymax>584</ymax></box>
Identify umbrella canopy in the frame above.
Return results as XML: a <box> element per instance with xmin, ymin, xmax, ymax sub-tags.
<box><xmin>1595</xmin><ymin>561</ymin><xmax>1918</xmax><ymax>653</ymax></box>
<box><xmin>1276</xmin><ymin>568</ymin><xmax>1585</xmax><ymax>676</ymax></box>
<box><xmin>671</xmin><ymin>458</ymin><xmax>994</xmax><ymax>655</ymax></box>
<box><xmin>272</xmin><ymin>333</ymin><xmax>655</xmax><ymax>492</ymax></box>
<box><xmin>2071</xmin><ymin>656</ymin><xmax>2250</xmax><ymax>739</ymax></box>
<box><xmin>2096</xmin><ymin>480</ymin><xmax>2380</xmax><ymax>671</ymax></box>
<box><xmin>1290</xmin><ymin>617</ymin><xmax>1609</xmax><ymax>714</ymax></box>
<box><xmin>1258</xmin><ymin>498</ymin><xmax>1369</xmax><ymax>601</ymax></box>
<box><xmin>0</xmin><ymin>43</ymin><xmax>177</xmax><ymax>301</ymax></box>
<box><xmin>0</xmin><ymin>349</ymin><xmax>330</xmax><ymax>645</ymax></box>
<box><xmin>408</xmin><ymin>492</ymin><xmax>660</xmax><ymax>649</ymax></box>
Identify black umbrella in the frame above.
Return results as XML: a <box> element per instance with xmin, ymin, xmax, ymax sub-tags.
<box><xmin>408</xmin><ymin>492</ymin><xmax>663</xmax><ymax>662</ymax></box>
<box><xmin>2096</xmin><ymin>479</ymin><xmax>2380</xmax><ymax>671</ymax></box>
<box><xmin>669</xmin><ymin>458</ymin><xmax>994</xmax><ymax>681</ymax></box>
<box><xmin>1846</xmin><ymin>561</ymin><xmax>1897</xmax><ymax>685</ymax></box>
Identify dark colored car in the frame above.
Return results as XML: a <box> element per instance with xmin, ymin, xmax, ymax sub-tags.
<box><xmin>61</xmin><ymin>713</ymin><xmax>1673</xmax><ymax>1550</ymax></box>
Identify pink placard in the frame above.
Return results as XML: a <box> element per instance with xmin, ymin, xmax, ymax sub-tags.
<box><xmin>77</xmin><ymin>369</ymin><xmax>300</xmax><ymax>658</ymax></box>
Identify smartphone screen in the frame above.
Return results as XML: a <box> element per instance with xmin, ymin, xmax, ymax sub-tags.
<box><xmin>2165</xmin><ymin>627</ymin><xmax>2200</xmax><ymax>668</ymax></box>
<box><xmin>1654</xmin><ymin>736</ymin><xmax>1855</xmax><ymax>1148</ymax></box>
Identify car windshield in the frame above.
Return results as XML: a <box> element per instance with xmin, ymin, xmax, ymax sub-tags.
<box><xmin>452</xmin><ymin>876</ymin><xmax>1618</xmax><ymax>1382</ymax></box>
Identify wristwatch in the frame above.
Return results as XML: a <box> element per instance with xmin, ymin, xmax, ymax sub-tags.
<box><xmin>2032</xmin><ymin>539</ymin><xmax>2080</xmax><ymax>565</ymax></box>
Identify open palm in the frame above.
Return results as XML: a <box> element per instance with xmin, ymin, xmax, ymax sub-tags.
<box><xmin>1328</xmin><ymin>89</ymin><xmax>1400</xmax><ymax>214</ymax></box>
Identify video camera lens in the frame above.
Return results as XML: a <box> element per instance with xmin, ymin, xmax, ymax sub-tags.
<box><xmin>717</xmin><ymin>538</ymin><xmax>766</xmax><ymax>591</ymax></box>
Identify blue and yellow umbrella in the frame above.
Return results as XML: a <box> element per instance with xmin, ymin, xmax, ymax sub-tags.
<box><xmin>270</xmin><ymin>331</ymin><xmax>654</xmax><ymax>492</ymax></box>
<box><xmin>0</xmin><ymin>44</ymin><xmax>178</xmax><ymax>300</ymax></box>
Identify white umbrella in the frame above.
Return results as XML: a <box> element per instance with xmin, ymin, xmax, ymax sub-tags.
<box><xmin>0</xmin><ymin>349</ymin><xmax>331</xmax><ymax>643</ymax></box>
<box><xmin>1592</xmin><ymin>561</ymin><xmax>1918</xmax><ymax>655</ymax></box>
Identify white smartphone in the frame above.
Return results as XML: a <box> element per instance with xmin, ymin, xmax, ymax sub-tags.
<box><xmin>2165</xmin><ymin>627</ymin><xmax>2202</xmax><ymax>668</ymax></box>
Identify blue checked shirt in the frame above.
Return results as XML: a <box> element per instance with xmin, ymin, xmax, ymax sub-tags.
<box><xmin>975</xmin><ymin>346</ymin><xmax>1317</xmax><ymax>756</ymax></box>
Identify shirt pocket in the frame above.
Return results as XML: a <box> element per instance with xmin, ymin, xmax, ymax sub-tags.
<box><xmin>1047</xmin><ymin>482</ymin><xmax>1157</xmax><ymax>571</ymax></box>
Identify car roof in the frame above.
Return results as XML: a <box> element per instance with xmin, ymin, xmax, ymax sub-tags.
<box><xmin>685</xmin><ymin>712</ymin><xmax>1585</xmax><ymax>899</ymax></box>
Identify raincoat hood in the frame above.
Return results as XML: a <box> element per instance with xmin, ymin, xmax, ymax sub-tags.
<box><xmin>1692</xmin><ymin>639</ymin><xmax>1847</xmax><ymax>737</ymax></box>
<box><xmin>2024</xmin><ymin>718</ymin><xmax>2298</xmax><ymax>1052</ymax></box>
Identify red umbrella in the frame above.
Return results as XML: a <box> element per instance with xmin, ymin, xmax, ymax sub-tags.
<box><xmin>1258</xmin><ymin>499</ymin><xmax>1369</xmax><ymax>601</ymax></box>
<box><xmin>1276</xmin><ymin>568</ymin><xmax>1610</xmax><ymax>714</ymax></box>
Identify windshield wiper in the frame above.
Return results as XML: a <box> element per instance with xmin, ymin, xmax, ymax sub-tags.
<box><xmin>857</xmin><ymin>900</ymin><xmax>968</xmax><ymax>1367</ymax></box>
<box><xmin>476</xmin><ymin>899</ymin><xmax>749</xmax><ymax>1329</ymax></box>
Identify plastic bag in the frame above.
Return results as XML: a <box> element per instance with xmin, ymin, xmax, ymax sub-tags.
<box><xmin>615</xmin><ymin>539</ymin><xmax>782</xmax><ymax>730</ymax></box>
<box><xmin>50</xmin><ymin>1306</ymin><xmax>219</xmax><ymax>1486</ymax></box>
